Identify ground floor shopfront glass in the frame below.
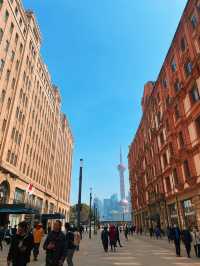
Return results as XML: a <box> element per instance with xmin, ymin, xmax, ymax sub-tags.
<box><xmin>182</xmin><ymin>199</ymin><xmax>197</xmax><ymax>229</ymax></box>
<box><xmin>168</xmin><ymin>203</ymin><xmax>179</xmax><ymax>226</ymax></box>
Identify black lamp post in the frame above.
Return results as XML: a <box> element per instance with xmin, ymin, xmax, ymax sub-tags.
<box><xmin>89</xmin><ymin>188</ymin><xmax>92</xmax><ymax>239</ymax></box>
<box><xmin>77</xmin><ymin>159</ymin><xmax>83</xmax><ymax>231</ymax></box>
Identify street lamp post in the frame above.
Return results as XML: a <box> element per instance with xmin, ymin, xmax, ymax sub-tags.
<box><xmin>89</xmin><ymin>188</ymin><xmax>92</xmax><ymax>239</ymax></box>
<box><xmin>77</xmin><ymin>159</ymin><xmax>83</xmax><ymax>232</ymax></box>
<box><xmin>93</xmin><ymin>203</ymin><xmax>96</xmax><ymax>235</ymax></box>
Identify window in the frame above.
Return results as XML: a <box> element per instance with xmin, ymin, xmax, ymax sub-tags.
<box><xmin>11</xmin><ymin>78</ymin><xmax>15</xmax><ymax>89</ymax></box>
<box><xmin>0</xmin><ymin>28</ymin><xmax>3</xmax><ymax>43</ymax></box>
<box><xmin>19</xmin><ymin>43</ymin><xmax>23</xmax><ymax>54</ymax></box>
<box><xmin>19</xmin><ymin>18</ymin><xmax>22</xmax><ymax>27</ymax></box>
<box><xmin>160</xmin><ymin>132</ymin><xmax>165</xmax><ymax>145</ymax></box>
<box><xmin>195</xmin><ymin>116</ymin><xmax>200</xmax><ymax>137</ymax></box>
<box><xmin>183</xmin><ymin>160</ymin><xmax>191</xmax><ymax>179</ymax></box>
<box><xmin>15</xmin><ymin>7</ymin><xmax>18</xmax><ymax>17</ymax></box>
<box><xmin>16</xmin><ymin>60</ymin><xmax>19</xmax><ymax>71</ymax></box>
<box><xmin>9</xmin><ymin>23</ymin><xmax>14</xmax><ymax>34</ymax></box>
<box><xmin>163</xmin><ymin>153</ymin><xmax>168</xmax><ymax>167</ymax></box>
<box><xmin>171</xmin><ymin>58</ymin><xmax>177</xmax><ymax>72</ymax></box>
<box><xmin>6</xmin><ymin>69</ymin><xmax>10</xmax><ymax>81</ymax></box>
<box><xmin>6</xmin><ymin>150</ymin><xmax>11</xmax><ymax>162</ymax></box>
<box><xmin>4</xmin><ymin>10</ymin><xmax>9</xmax><ymax>22</ymax></box>
<box><xmin>191</xmin><ymin>14</ymin><xmax>198</xmax><ymax>29</ymax></box>
<box><xmin>11</xmin><ymin>127</ymin><xmax>16</xmax><ymax>139</ymax></box>
<box><xmin>1</xmin><ymin>90</ymin><xmax>5</xmax><ymax>103</ymax></box>
<box><xmin>2</xmin><ymin>119</ymin><xmax>6</xmax><ymax>132</ymax></box>
<box><xmin>174</xmin><ymin>79</ymin><xmax>181</xmax><ymax>93</ymax></box>
<box><xmin>173</xmin><ymin>169</ymin><xmax>179</xmax><ymax>185</ymax></box>
<box><xmin>175</xmin><ymin>105</ymin><xmax>180</xmax><ymax>120</ymax></box>
<box><xmin>5</xmin><ymin>40</ymin><xmax>9</xmax><ymax>52</ymax></box>
<box><xmin>184</xmin><ymin>61</ymin><xmax>192</xmax><ymax>77</ymax></box>
<box><xmin>180</xmin><ymin>37</ymin><xmax>186</xmax><ymax>52</ymax></box>
<box><xmin>163</xmin><ymin>78</ymin><xmax>167</xmax><ymax>88</ymax></box>
<box><xmin>16</xmin><ymin>107</ymin><xmax>19</xmax><ymax>119</ymax></box>
<box><xmin>165</xmin><ymin>177</ymin><xmax>171</xmax><ymax>192</ymax></box>
<box><xmin>11</xmin><ymin>51</ymin><xmax>15</xmax><ymax>62</ymax></box>
<box><xmin>0</xmin><ymin>59</ymin><xmax>5</xmax><ymax>72</ymax></box>
<box><xmin>15</xmin><ymin>33</ymin><xmax>19</xmax><ymax>44</ymax></box>
<box><xmin>10</xmin><ymin>153</ymin><xmax>15</xmax><ymax>165</ymax></box>
<box><xmin>169</xmin><ymin>142</ymin><xmax>174</xmax><ymax>156</ymax></box>
<box><xmin>7</xmin><ymin>97</ymin><xmax>11</xmax><ymax>110</ymax></box>
<box><xmin>190</xmin><ymin>84</ymin><xmax>200</xmax><ymax>103</ymax></box>
<box><xmin>178</xmin><ymin>132</ymin><xmax>185</xmax><ymax>147</ymax></box>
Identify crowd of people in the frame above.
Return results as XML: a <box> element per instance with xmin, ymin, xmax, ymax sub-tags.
<box><xmin>100</xmin><ymin>223</ymin><xmax>200</xmax><ymax>260</ymax></box>
<box><xmin>0</xmin><ymin>220</ymin><xmax>81</xmax><ymax>266</ymax></box>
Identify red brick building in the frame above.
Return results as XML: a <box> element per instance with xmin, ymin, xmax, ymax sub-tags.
<box><xmin>128</xmin><ymin>0</ymin><xmax>200</xmax><ymax>230</ymax></box>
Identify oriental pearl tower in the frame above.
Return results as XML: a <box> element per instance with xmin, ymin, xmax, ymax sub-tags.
<box><xmin>117</xmin><ymin>148</ymin><xmax>128</xmax><ymax>208</ymax></box>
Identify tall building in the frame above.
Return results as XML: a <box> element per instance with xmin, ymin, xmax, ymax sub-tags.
<box><xmin>93</xmin><ymin>197</ymin><xmax>103</xmax><ymax>219</ymax></box>
<box><xmin>0</xmin><ymin>0</ymin><xmax>73</xmax><ymax>226</ymax></box>
<box><xmin>129</xmin><ymin>0</ymin><xmax>200</xmax><ymax>229</ymax></box>
<box><xmin>118</xmin><ymin>149</ymin><xmax>126</xmax><ymax>201</ymax></box>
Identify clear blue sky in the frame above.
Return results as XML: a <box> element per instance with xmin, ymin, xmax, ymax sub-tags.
<box><xmin>23</xmin><ymin>0</ymin><xmax>187</xmax><ymax>204</ymax></box>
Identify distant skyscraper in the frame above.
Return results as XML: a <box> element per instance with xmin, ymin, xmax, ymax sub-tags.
<box><xmin>117</xmin><ymin>148</ymin><xmax>126</xmax><ymax>201</ymax></box>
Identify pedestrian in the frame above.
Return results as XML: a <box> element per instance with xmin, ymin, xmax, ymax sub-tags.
<box><xmin>65</xmin><ymin>223</ymin><xmax>76</xmax><ymax>266</ymax></box>
<box><xmin>172</xmin><ymin>224</ymin><xmax>181</xmax><ymax>257</ymax></box>
<box><xmin>166</xmin><ymin>226</ymin><xmax>173</xmax><ymax>243</ymax></box>
<box><xmin>0</xmin><ymin>226</ymin><xmax>4</xmax><ymax>251</ymax></box>
<box><xmin>149</xmin><ymin>226</ymin><xmax>154</xmax><ymax>238</ymax></box>
<box><xmin>109</xmin><ymin>225</ymin><xmax>117</xmax><ymax>252</ymax></box>
<box><xmin>191</xmin><ymin>227</ymin><xmax>200</xmax><ymax>258</ymax></box>
<box><xmin>116</xmin><ymin>226</ymin><xmax>122</xmax><ymax>247</ymax></box>
<box><xmin>7</xmin><ymin>221</ymin><xmax>34</xmax><ymax>266</ymax></box>
<box><xmin>182</xmin><ymin>227</ymin><xmax>193</xmax><ymax>258</ymax></box>
<box><xmin>11</xmin><ymin>226</ymin><xmax>17</xmax><ymax>237</ymax></box>
<box><xmin>43</xmin><ymin>220</ymin><xmax>66</xmax><ymax>266</ymax></box>
<box><xmin>155</xmin><ymin>226</ymin><xmax>161</xmax><ymax>240</ymax></box>
<box><xmin>73</xmin><ymin>227</ymin><xmax>81</xmax><ymax>251</ymax></box>
<box><xmin>124</xmin><ymin>225</ymin><xmax>129</xmax><ymax>240</ymax></box>
<box><xmin>101</xmin><ymin>226</ymin><xmax>109</xmax><ymax>252</ymax></box>
<box><xmin>32</xmin><ymin>223</ymin><xmax>44</xmax><ymax>261</ymax></box>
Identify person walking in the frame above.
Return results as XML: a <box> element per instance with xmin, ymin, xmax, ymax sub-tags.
<box><xmin>7</xmin><ymin>221</ymin><xmax>34</xmax><ymax>266</ymax></box>
<box><xmin>155</xmin><ymin>226</ymin><xmax>161</xmax><ymax>240</ymax></box>
<box><xmin>32</xmin><ymin>224</ymin><xmax>44</xmax><ymax>261</ymax></box>
<box><xmin>124</xmin><ymin>225</ymin><xmax>129</xmax><ymax>241</ymax></box>
<box><xmin>101</xmin><ymin>226</ymin><xmax>109</xmax><ymax>252</ymax></box>
<box><xmin>43</xmin><ymin>220</ymin><xmax>66</xmax><ymax>266</ymax></box>
<box><xmin>73</xmin><ymin>227</ymin><xmax>81</xmax><ymax>251</ymax></box>
<box><xmin>182</xmin><ymin>227</ymin><xmax>193</xmax><ymax>258</ymax></box>
<box><xmin>65</xmin><ymin>223</ymin><xmax>76</xmax><ymax>266</ymax></box>
<box><xmin>109</xmin><ymin>225</ymin><xmax>117</xmax><ymax>252</ymax></box>
<box><xmin>116</xmin><ymin>226</ymin><xmax>122</xmax><ymax>247</ymax></box>
<box><xmin>0</xmin><ymin>226</ymin><xmax>5</xmax><ymax>251</ymax></box>
<box><xmin>191</xmin><ymin>227</ymin><xmax>200</xmax><ymax>258</ymax></box>
<box><xmin>172</xmin><ymin>224</ymin><xmax>181</xmax><ymax>257</ymax></box>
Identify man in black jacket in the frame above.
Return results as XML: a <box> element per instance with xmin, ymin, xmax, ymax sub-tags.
<box><xmin>65</xmin><ymin>223</ymin><xmax>76</xmax><ymax>266</ymax></box>
<box><xmin>182</xmin><ymin>227</ymin><xmax>193</xmax><ymax>258</ymax></box>
<box><xmin>171</xmin><ymin>224</ymin><xmax>181</xmax><ymax>257</ymax></box>
<box><xmin>7</xmin><ymin>221</ymin><xmax>34</xmax><ymax>266</ymax></box>
<box><xmin>43</xmin><ymin>220</ymin><xmax>67</xmax><ymax>266</ymax></box>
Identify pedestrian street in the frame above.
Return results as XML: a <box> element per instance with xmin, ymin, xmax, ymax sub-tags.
<box><xmin>1</xmin><ymin>234</ymin><xmax>200</xmax><ymax>266</ymax></box>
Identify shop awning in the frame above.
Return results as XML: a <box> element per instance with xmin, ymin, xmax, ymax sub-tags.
<box><xmin>40</xmin><ymin>213</ymin><xmax>65</xmax><ymax>220</ymax></box>
<box><xmin>0</xmin><ymin>204</ymin><xmax>38</xmax><ymax>214</ymax></box>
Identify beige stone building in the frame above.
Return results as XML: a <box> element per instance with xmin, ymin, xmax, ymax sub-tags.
<box><xmin>0</xmin><ymin>0</ymin><xmax>73</xmax><ymax>226</ymax></box>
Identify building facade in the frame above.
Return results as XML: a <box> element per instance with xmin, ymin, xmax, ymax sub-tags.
<box><xmin>0</xmin><ymin>0</ymin><xmax>73</xmax><ymax>226</ymax></box>
<box><xmin>129</xmin><ymin>0</ymin><xmax>200</xmax><ymax>230</ymax></box>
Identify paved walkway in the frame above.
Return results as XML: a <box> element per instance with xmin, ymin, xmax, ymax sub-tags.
<box><xmin>1</xmin><ymin>233</ymin><xmax>200</xmax><ymax>265</ymax></box>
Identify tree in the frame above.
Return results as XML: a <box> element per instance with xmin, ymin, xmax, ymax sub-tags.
<box><xmin>69</xmin><ymin>203</ymin><xmax>92</xmax><ymax>225</ymax></box>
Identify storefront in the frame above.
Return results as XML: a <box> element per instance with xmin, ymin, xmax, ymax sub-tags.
<box><xmin>168</xmin><ymin>203</ymin><xmax>178</xmax><ymax>226</ymax></box>
<box><xmin>182</xmin><ymin>199</ymin><xmax>197</xmax><ymax>228</ymax></box>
